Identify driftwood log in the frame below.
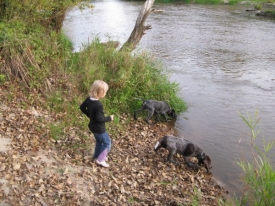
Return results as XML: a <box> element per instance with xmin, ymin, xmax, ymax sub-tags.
<box><xmin>120</xmin><ymin>0</ymin><xmax>155</xmax><ymax>52</ymax></box>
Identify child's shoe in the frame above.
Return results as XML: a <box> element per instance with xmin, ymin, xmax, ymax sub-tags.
<box><xmin>96</xmin><ymin>160</ymin><xmax>109</xmax><ymax>168</ymax></box>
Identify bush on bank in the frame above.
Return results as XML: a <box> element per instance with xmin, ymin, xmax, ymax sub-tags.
<box><xmin>155</xmin><ymin>0</ymin><xmax>275</xmax><ymax>16</ymax></box>
<box><xmin>154</xmin><ymin>0</ymin><xmax>274</xmax><ymax>5</ymax></box>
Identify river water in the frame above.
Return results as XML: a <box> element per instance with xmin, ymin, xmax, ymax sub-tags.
<box><xmin>63</xmin><ymin>0</ymin><xmax>275</xmax><ymax>197</ymax></box>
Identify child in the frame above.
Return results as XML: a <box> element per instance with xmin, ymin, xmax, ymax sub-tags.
<box><xmin>80</xmin><ymin>80</ymin><xmax>114</xmax><ymax>168</ymax></box>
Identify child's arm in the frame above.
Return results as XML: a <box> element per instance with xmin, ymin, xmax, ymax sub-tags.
<box><xmin>95</xmin><ymin>104</ymin><xmax>112</xmax><ymax>122</ymax></box>
<box><xmin>79</xmin><ymin>100</ymin><xmax>89</xmax><ymax>117</ymax></box>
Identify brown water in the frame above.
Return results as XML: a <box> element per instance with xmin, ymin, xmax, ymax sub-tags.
<box><xmin>63</xmin><ymin>0</ymin><xmax>275</xmax><ymax>197</ymax></box>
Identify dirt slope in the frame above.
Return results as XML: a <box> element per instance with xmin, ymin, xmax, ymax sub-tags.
<box><xmin>0</xmin><ymin>83</ymin><xmax>229</xmax><ymax>206</ymax></box>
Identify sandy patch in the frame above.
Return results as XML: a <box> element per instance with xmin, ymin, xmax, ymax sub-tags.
<box><xmin>0</xmin><ymin>138</ymin><xmax>11</xmax><ymax>153</ymax></box>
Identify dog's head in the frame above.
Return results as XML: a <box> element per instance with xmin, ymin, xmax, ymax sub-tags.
<box><xmin>197</xmin><ymin>152</ymin><xmax>212</xmax><ymax>173</ymax></box>
<box><xmin>168</xmin><ymin>108</ymin><xmax>177</xmax><ymax>120</ymax></box>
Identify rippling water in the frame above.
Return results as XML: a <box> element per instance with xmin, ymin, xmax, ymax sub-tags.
<box><xmin>63</xmin><ymin>0</ymin><xmax>275</xmax><ymax>197</ymax></box>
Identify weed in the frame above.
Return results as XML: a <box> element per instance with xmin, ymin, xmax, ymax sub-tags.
<box><xmin>254</xmin><ymin>3</ymin><xmax>262</xmax><ymax>10</ymax></box>
<box><xmin>128</xmin><ymin>197</ymin><xmax>136</xmax><ymax>203</ymax></box>
<box><xmin>192</xmin><ymin>186</ymin><xmax>202</xmax><ymax>206</ymax></box>
<box><xmin>237</xmin><ymin>111</ymin><xmax>275</xmax><ymax>206</ymax></box>
<box><xmin>0</xmin><ymin>74</ymin><xmax>5</xmax><ymax>84</ymax></box>
<box><xmin>49</xmin><ymin>122</ymin><xmax>65</xmax><ymax>140</ymax></box>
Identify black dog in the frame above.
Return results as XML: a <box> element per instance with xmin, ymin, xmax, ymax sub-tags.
<box><xmin>154</xmin><ymin>135</ymin><xmax>212</xmax><ymax>173</ymax></box>
<box><xmin>133</xmin><ymin>98</ymin><xmax>177</xmax><ymax>124</ymax></box>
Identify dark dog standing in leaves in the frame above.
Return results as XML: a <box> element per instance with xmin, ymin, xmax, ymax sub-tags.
<box><xmin>154</xmin><ymin>135</ymin><xmax>212</xmax><ymax>173</ymax></box>
<box><xmin>133</xmin><ymin>98</ymin><xmax>177</xmax><ymax>124</ymax></box>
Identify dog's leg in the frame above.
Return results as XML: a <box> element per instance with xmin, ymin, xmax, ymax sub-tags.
<box><xmin>167</xmin><ymin>148</ymin><xmax>178</xmax><ymax>164</ymax></box>
<box><xmin>171</xmin><ymin>109</ymin><xmax>177</xmax><ymax>120</ymax></box>
<box><xmin>162</xmin><ymin>113</ymin><xmax>168</xmax><ymax>122</ymax></box>
<box><xmin>155</xmin><ymin>113</ymin><xmax>161</xmax><ymax>122</ymax></box>
<box><xmin>182</xmin><ymin>143</ymin><xmax>199</xmax><ymax>170</ymax></box>
<box><xmin>146</xmin><ymin>108</ymin><xmax>155</xmax><ymax>124</ymax></box>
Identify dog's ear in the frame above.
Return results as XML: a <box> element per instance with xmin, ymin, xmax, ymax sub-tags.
<box><xmin>204</xmin><ymin>155</ymin><xmax>212</xmax><ymax>168</ymax></box>
<box><xmin>203</xmin><ymin>155</ymin><xmax>212</xmax><ymax>172</ymax></box>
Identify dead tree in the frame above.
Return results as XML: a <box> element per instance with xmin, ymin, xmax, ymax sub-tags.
<box><xmin>119</xmin><ymin>0</ymin><xmax>155</xmax><ymax>52</ymax></box>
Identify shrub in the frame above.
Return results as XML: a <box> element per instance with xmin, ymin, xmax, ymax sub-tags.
<box><xmin>74</xmin><ymin>38</ymin><xmax>187</xmax><ymax>116</ymax></box>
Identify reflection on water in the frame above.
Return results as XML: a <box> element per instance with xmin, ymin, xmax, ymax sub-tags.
<box><xmin>63</xmin><ymin>1</ymin><xmax>275</xmax><ymax>197</ymax></box>
<box><xmin>63</xmin><ymin>0</ymin><xmax>143</xmax><ymax>51</ymax></box>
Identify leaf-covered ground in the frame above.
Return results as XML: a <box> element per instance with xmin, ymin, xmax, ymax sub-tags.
<box><xmin>0</xmin><ymin>83</ymin><xmax>230</xmax><ymax>206</ymax></box>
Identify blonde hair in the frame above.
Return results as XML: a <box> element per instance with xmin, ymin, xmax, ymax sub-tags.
<box><xmin>89</xmin><ymin>80</ymin><xmax>109</xmax><ymax>98</ymax></box>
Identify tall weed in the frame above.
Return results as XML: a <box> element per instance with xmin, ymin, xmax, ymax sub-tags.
<box><xmin>0</xmin><ymin>19</ymin><xmax>74</xmax><ymax>94</ymax></box>
<box><xmin>237</xmin><ymin>111</ymin><xmax>275</xmax><ymax>206</ymax></box>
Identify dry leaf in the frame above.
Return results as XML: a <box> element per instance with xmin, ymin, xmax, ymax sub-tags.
<box><xmin>12</xmin><ymin>162</ymin><xmax>20</xmax><ymax>170</ymax></box>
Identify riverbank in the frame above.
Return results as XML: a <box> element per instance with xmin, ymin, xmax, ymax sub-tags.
<box><xmin>0</xmin><ymin>82</ymin><xmax>231</xmax><ymax>205</ymax></box>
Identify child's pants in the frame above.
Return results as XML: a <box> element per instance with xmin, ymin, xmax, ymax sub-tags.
<box><xmin>93</xmin><ymin>132</ymin><xmax>111</xmax><ymax>161</ymax></box>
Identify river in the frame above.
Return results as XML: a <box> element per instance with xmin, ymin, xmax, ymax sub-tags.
<box><xmin>62</xmin><ymin>0</ymin><xmax>275</xmax><ymax>198</ymax></box>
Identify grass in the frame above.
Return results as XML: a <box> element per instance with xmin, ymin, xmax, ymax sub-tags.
<box><xmin>192</xmin><ymin>186</ymin><xmax>202</xmax><ymax>206</ymax></box>
<box><xmin>49</xmin><ymin>122</ymin><xmax>65</xmax><ymax>141</ymax></box>
<box><xmin>237</xmin><ymin>111</ymin><xmax>275</xmax><ymax>206</ymax></box>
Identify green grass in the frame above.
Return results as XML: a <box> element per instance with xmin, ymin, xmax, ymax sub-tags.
<box><xmin>237</xmin><ymin>111</ymin><xmax>275</xmax><ymax>206</ymax></box>
<box><xmin>49</xmin><ymin>122</ymin><xmax>65</xmax><ymax>141</ymax></box>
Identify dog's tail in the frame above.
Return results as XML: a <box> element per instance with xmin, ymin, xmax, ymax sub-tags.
<box><xmin>154</xmin><ymin>136</ymin><xmax>168</xmax><ymax>152</ymax></box>
<box><xmin>133</xmin><ymin>97</ymin><xmax>146</xmax><ymax>102</ymax></box>
<box><xmin>154</xmin><ymin>140</ymin><xmax>161</xmax><ymax>153</ymax></box>
<box><xmin>154</xmin><ymin>141</ymin><xmax>160</xmax><ymax>150</ymax></box>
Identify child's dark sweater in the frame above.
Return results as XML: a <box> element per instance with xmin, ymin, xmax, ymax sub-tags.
<box><xmin>80</xmin><ymin>97</ymin><xmax>112</xmax><ymax>134</ymax></box>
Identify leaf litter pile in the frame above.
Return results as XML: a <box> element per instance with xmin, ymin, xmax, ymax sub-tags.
<box><xmin>0</xmin><ymin>84</ymin><xmax>229</xmax><ymax>206</ymax></box>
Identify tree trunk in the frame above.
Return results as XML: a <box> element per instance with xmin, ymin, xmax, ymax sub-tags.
<box><xmin>119</xmin><ymin>0</ymin><xmax>155</xmax><ymax>52</ymax></box>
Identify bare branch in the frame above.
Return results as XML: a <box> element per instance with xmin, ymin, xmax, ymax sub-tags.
<box><xmin>120</xmin><ymin>0</ymin><xmax>155</xmax><ymax>52</ymax></box>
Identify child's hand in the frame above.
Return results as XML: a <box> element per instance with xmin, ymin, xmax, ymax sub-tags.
<box><xmin>110</xmin><ymin>115</ymin><xmax>114</xmax><ymax>121</ymax></box>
